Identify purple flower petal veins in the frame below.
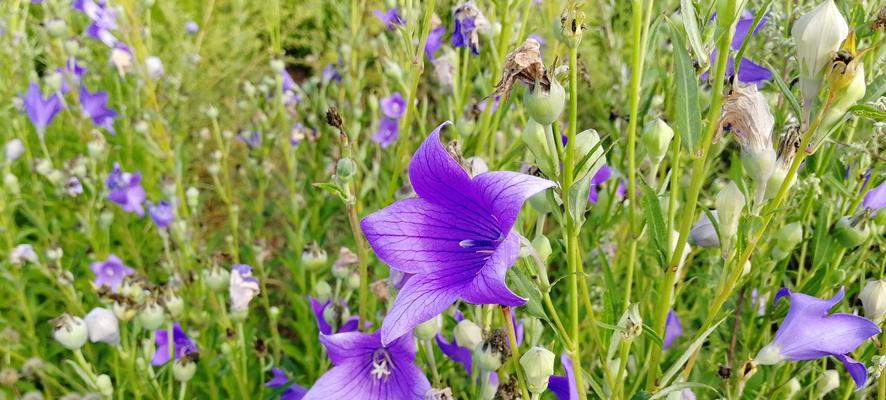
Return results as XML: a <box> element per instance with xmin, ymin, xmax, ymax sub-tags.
<box><xmin>21</xmin><ymin>82</ymin><xmax>63</xmax><ymax>136</ymax></box>
<box><xmin>302</xmin><ymin>331</ymin><xmax>430</xmax><ymax>400</ymax></box>
<box><xmin>106</xmin><ymin>163</ymin><xmax>147</xmax><ymax>216</ymax></box>
<box><xmin>151</xmin><ymin>323</ymin><xmax>198</xmax><ymax>366</ymax></box>
<box><xmin>754</xmin><ymin>287</ymin><xmax>880</xmax><ymax>390</ymax></box>
<box><xmin>663</xmin><ymin>309</ymin><xmax>683</xmax><ymax>349</ymax></box>
<box><xmin>361</xmin><ymin>121</ymin><xmax>556</xmax><ymax>345</ymax></box>
<box><xmin>79</xmin><ymin>86</ymin><xmax>118</xmax><ymax>133</ymax></box>
<box><xmin>89</xmin><ymin>254</ymin><xmax>134</xmax><ymax>292</ymax></box>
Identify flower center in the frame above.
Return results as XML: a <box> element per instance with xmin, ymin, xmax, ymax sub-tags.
<box><xmin>105</xmin><ymin>267</ymin><xmax>115</xmax><ymax>277</ymax></box>
<box><xmin>370</xmin><ymin>349</ymin><xmax>393</xmax><ymax>381</ymax></box>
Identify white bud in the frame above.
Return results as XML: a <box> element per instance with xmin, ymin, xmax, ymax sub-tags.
<box><xmin>689</xmin><ymin>211</ymin><xmax>720</xmax><ymax>248</ymax></box>
<box><xmin>791</xmin><ymin>0</ymin><xmax>849</xmax><ymax>105</ymax></box>
<box><xmin>5</xmin><ymin>139</ymin><xmax>25</xmax><ymax>162</ymax></box>
<box><xmin>52</xmin><ymin>314</ymin><xmax>88</xmax><ymax>350</ymax></box>
<box><xmin>453</xmin><ymin>319</ymin><xmax>483</xmax><ymax>350</ymax></box>
<box><xmin>520</xmin><ymin>347</ymin><xmax>555</xmax><ymax>394</ymax></box>
<box><xmin>270</xmin><ymin>59</ymin><xmax>285</xmax><ymax>72</ymax></box>
<box><xmin>414</xmin><ymin>315</ymin><xmax>441</xmax><ymax>341</ymax></box>
<box><xmin>781</xmin><ymin>377</ymin><xmax>801</xmax><ymax>399</ymax></box>
<box><xmin>472</xmin><ymin>341</ymin><xmax>502</xmax><ymax>372</ymax></box>
<box><xmin>95</xmin><ymin>374</ymin><xmax>113</xmax><ymax>397</ymax></box>
<box><xmin>4</xmin><ymin>173</ymin><xmax>19</xmax><ymax>195</ymax></box>
<box><xmin>84</xmin><ymin>308</ymin><xmax>120</xmax><ymax>345</ymax></box>
<box><xmin>641</xmin><ymin>119</ymin><xmax>674</xmax><ymax>163</ymax></box>
<box><xmin>145</xmin><ymin>56</ymin><xmax>165</xmax><ymax>79</ymax></box>
<box><xmin>573</xmin><ymin>129</ymin><xmax>606</xmax><ymax>183</ymax></box>
<box><xmin>522</xmin><ymin>120</ymin><xmax>559</xmax><ymax>179</ymax></box>
<box><xmin>138</xmin><ymin>302</ymin><xmax>166</xmax><ymax>330</ymax></box>
<box><xmin>173</xmin><ymin>359</ymin><xmax>197</xmax><ymax>382</ymax></box>
<box><xmin>716</xmin><ymin>181</ymin><xmax>745</xmax><ymax>256</ymax></box>
<box><xmin>860</xmin><ymin>279</ymin><xmax>886</xmax><ymax>324</ymax></box>
<box><xmin>815</xmin><ymin>370</ymin><xmax>839</xmax><ymax>397</ymax></box>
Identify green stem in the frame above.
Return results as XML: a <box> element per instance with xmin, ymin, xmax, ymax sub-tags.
<box><xmin>503</xmin><ymin>306</ymin><xmax>531</xmax><ymax>400</ymax></box>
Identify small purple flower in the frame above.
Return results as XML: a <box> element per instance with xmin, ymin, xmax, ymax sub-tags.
<box><xmin>79</xmin><ymin>86</ymin><xmax>117</xmax><ymax>133</ymax></box>
<box><xmin>361</xmin><ymin>122</ymin><xmax>555</xmax><ymax>344</ymax></box>
<box><xmin>322</xmin><ymin>63</ymin><xmax>342</xmax><ymax>83</ymax></box>
<box><xmin>236</xmin><ymin>131</ymin><xmax>262</xmax><ymax>148</ymax></box>
<box><xmin>477</xmin><ymin>96</ymin><xmax>500</xmax><ymax>113</ymax></box>
<box><xmin>147</xmin><ymin>200</ymin><xmax>174</xmax><ymax>229</ymax></box>
<box><xmin>862</xmin><ymin>180</ymin><xmax>885</xmax><ymax>215</ymax></box>
<box><xmin>302</xmin><ymin>331</ymin><xmax>430</xmax><ymax>399</ymax></box>
<box><xmin>185</xmin><ymin>21</ymin><xmax>199</xmax><ymax>35</ymax></box>
<box><xmin>65</xmin><ymin>177</ymin><xmax>84</xmax><ymax>196</ymax></box>
<box><xmin>372</xmin><ymin>118</ymin><xmax>400</xmax><ymax>149</ymax></box>
<box><xmin>21</xmin><ymin>83</ymin><xmax>63</xmax><ymax>136</ymax></box>
<box><xmin>106</xmin><ymin>163</ymin><xmax>147</xmax><ymax>216</ymax></box>
<box><xmin>380</xmin><ymin>93</ymin><xmax>406</xmax><ymax>119</ymax></box>
<box><xmin>56</xmin><ymin>58</ymin><xmax>87</xmax><ymax>94</ymax></box>
<box><xmin>373</xmin><ymin>8</ymin><xmax>404</xmax><ymax>30</ymax></box>
<box><xmin>754</xmin><ymin>287</ymin><xmax>880</xmax><ymax>389</ymax></box>
<box><xmin>663</xmin><ymin>309</ymin><xmax>683</xmax><ymax>349</ymax></box>
<box><xmin>548</xmin><ymin>353</ymin><xmax>579</xmax><ymax>400</ymax></box>
<box><xmin>73</xmin><ymin>0</ymin><xmax>119</xmax><ymax>47</ymax></box>
<box><xmin>90</xmin><ymin>254</ymin><xmax>134</xmax><ymax>292</ymax></box>
<box><xmin>309</xmin><ymin>297</ymin><xmax>361</xmax><ymax>335</ymax></box>
<box><xmin>425</xmin><ymin>26</ymin><xmax>446</xmax><ymax>60</ymax></box>
<box><xmin>266</xmin><ymin>368</ymin><xmax>308</xmax><ymax>400</ymax></box>
<box><xmin>587</xmin><ymin>164</ymin><xmax>612</xmax><ymax>204</ymax></box>
<box><xmin>151</xmin><ymin>323</ymin><xmax>198</xmax><ymax>366</ymax></box>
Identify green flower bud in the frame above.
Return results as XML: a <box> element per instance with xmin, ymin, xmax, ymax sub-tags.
<box><xmin>301</xmin><ymin>242</ymin><xmax>328</xmax><ymax>270</ymax></box>
<box><xmin>203</xmin><ymin>266</ymin><xmax>230</xmax><ymax>291</ymax></box>
<box><xmin>139</xmin><ymin>302</ymin><xmax>165</xmax><ymax>331</ymax></box>
<box><xmin>560</xmin><ymin>4</ymin><xmax>585</xmax><ymax>48</ymax></box>
<box><xmin>573</xmin><ymin>128</ymin><xmax>606</xmax><ymax>182</ymax></box>
<box><xmin>4</xmin><ymin>173</ymin><xmax>19</xmax><ymax>195</ymax></box>
<box><xmin>741</xmin><ymin>148</ymin><xmax>777</xmax><ymax>186</ymax></box>
<box><xmin>716</xmin><ymin>181</ymin><xmax>745</xmax><ymax>257</ymax></box>
<box><xmin>522</xmin><ymin>120</ymin><xmax>558</xmax><ymax>179</ymax></box>
<box><xmin>163</xmin><ymin>292</ymin><xmax>184</xmax><ymax>319</ymax></box>
<box><xmin>641</xmin><ymin>119</ymin><xmax>674</xmax><ymax>163</ymax></box>
<box><xmin>860</xmin><ymin>279</ymin><xmax>886</xmax><ymax>324</ymax></box>
<box><xmin>336</xmin><ymin>158</ymin><xmax>357</xmax><ymax>182</ymax></box>
<box><xmin>173</xmin><ymin>358</ymin><xmax>197</xmax><ymax>382</ymax></box>
<box><xmin>315</xmin><ymin>280</ymin><xmax>333</xmax><ymax>302</ymax></box>
<box><xmin>346</xmin><ymin>272</ymin><xmax>360</xmax><ymax>291</ymax></box>
<box><xmin>45</xmin><ymin>19</ymin><xmax>67</xmax><ymax>37</ymax></box>
<box><xmin>520</xmin><ymin>347</ymin><xmax>555</xmax><ymax>394</ymax></box>
<box><xmin>186</xmin><ymin>187</ymin><xmax>200</xmax><ymax>209</ymax></box>
<box><xmin>414</xmin><ymin>315</ymin><xmax>441</xmax><ymax>341</ymax></box>
<box><xmin>524</xmin><ymin>79</ymin><xmax>565</xmax><ymax>125</ymax></box>
<box><xmin>531</xmin><ymin>235</ymin><xmax>553</xmax><ymax>263</ymax></box>
<box><xmin>96</xmin><ymin>374</ymin><xmax>113</xmax><ymax>397</ymax></box>
<box><xmin>52</xmin><ymin>314</ymin><xmax>88</xmax><ymax>350</ymax></box>
<box><xmin>453</xmin><ymin>319</ymin><xmax>483</xmax><ymax>350</ymax></box>
<box><xmin>821</xmin><ymin>63</ymin><xmax>866</xmax><ymax>134</ymax></box>
<box><xmin>832</xmin><ymin>216</ymin><xmax>869</xmax><ymax>248</ymax></box>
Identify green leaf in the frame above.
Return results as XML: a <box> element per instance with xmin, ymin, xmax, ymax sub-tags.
<box><xmin>849</xmin><ymin>104</ymin><xmax>886</xmax><ymax>122</ymax></box>
<box><xmin>643</xmin><ymin>323</ymin><xmax>664</xmax><ymax>347</ymax></box>
<box><xmin>680</xmin><ymin>0</ymin><xmax>707</xmax><ymax>68</ymax></box>
<box><xmin>508</xmin><ymin>262</ymin><xmax>547</xmax><ymax>320</ymax></box>
<box><xmin>660</xmin><ymin>316</ymin><xmax>728</xmax><ymax>388</ymax></box>
<box><xmin>641</xmin><ymin>181</ymin><xmax>668</xmax><ymax>269</ymax></box>
<box><xmin>668</xmin><ymin>20</ymin><xmax>702</xmax><ymax>154</ymax></box>
<box><xmin>862</xmin><ymin>74</ymin><xmax>886</xmax><ymax>102</ymax></box>
<box><xmin>312</xmin><ymin>182</ymin><xmax>347</xmax><ymax>201</ymax></box>
<box><xmin>766</xmin><ymin>61</ymin><xmax>803</xmax><ymax>120</ymax></box>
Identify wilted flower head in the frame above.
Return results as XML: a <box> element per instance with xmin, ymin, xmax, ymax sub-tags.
<box><xmin>265</xmin><ymin>368</ymin><xmax>308</xmax><ymax>400</ymax></box>
<box><xmin>147</xmin><ymin>200</ymin><xmax>175</xmax><ymax>229</ymax></box>
<box><xmin>452</xmin><ymin>2</ymin><xmax>490</xmax><ymax>55</ymax></box>
<box><xmin>373</xmin><ymin>8</ymin><xmax>405</xmax><ymax>30</ymax></box>
<box><xmin>21</xmin><ymin>83</ymin><xmax>63</xmax><ymax>136</ymax></box>
<box><xmin>433</xmin><ymin>49</ymin><xmax>457</xmax><ymax>90</ymax></box>
<box><xmin>301</xmin><ymin>331</ymin><xmax>430</xmax><ymax>399</ymax></box>
<box><xmin>106</xmin><ymin>163</ymin><xmax>146</xmax><ymax>216</ymax></box>
<box><xmin>110</xmin><ymin>43</ymin><xmax>134</xmax><ymax>76</ymax></box>
<box><xmin>361</xmin><ymin>122</ymin><xmax>554</xmax><ymax>344</ymax></box>
<box><xmin>10</xmin><ymin>244</ymin><xmax>39</xmax><ymax>265</ymax></box>
<box><xmin>151</xmin><ymin>323</ymin><xmax>198</xmax><ymax>366</ymax></box>
<box><xmin>718</xmin><ymin>84</ymin><xmax>774</xmax><ymax>154</ymax></box>
<box><xmin>493</xmin><ymin>38</ymin><xmax>550</xmax><ymax>99</ymax></box>
<box><xmin>79</xmin><ymin>86</ymin><xmax>117</xmax><ymax>133</ymax></box>
<box><xmin>229</xmin><ymin>264</ymin><xmax>260</xmax><ymax>312</ymax></box>
<box><xmin>90</xmin><ymin>254</ymin><xmax>135</xmax><ymax>292</ymax></box>
<box><xmin>754</xmin><ymin>287</ymin><xmax>880</xmax><ymax>389</ymax></box>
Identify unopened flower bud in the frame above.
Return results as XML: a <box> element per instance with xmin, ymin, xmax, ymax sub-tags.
<box><xmin>520</xmin><ymin>346</ymin><xmax>555</xmax><ymax>394</ymax></box>
<box><xmin>145</xmin><ymin>56</ymin><xmax>165</xmax><ymax>79</ymax></box>
<box><xmin>138</xmin><ymin>301</ymin><xmax>165</xmax><ymax>330</ymax></box>
<box><xmin>95</xmin><ymin>374</ymin><xmax>113</xmax><ymax>397</ymax></box>
<box><xmin>821</xmin><ymin>62</ymin><xmax>866</xmax><ymax>133</ymax></box>
<box><xmin>716</xmin><ymin>182</ymin><xmax>745</xmax><ymax>256</ymax></box>
<box><xmin>4</xmin><ymin>173</ymin><xmax>19</xmax><ymax>195</ymax></box>
<box><xmin>815</xmin><ymin>370</ymin><xmax>839</xmax><ymax>397</ymax></box>
<box><xmin>5</xmin><ymin>139</ymin><xmax>25</xmax><ymax>162</ymax></box>
<box><xmin>473</xmin><ymin>341</ymin><xmax>502</xmax><ymax>372</ymax></box>
<box><xmin>689</xmin><ymin>211</ymin><xmax>720</xmax><ymax>248</ymax></box>
<box><xmin>642</xmin><ymin>119</ymin><xmax>674</xmax><ymax>163</ymax></box>
<box><xmin>560</xmin><ymin>4</ymin><xmax>585</xmax><ymax>48</ymax></box>
<box><xmin>35</xmin><ymin>159</ymin><xmax>53</xmax><ymax>176</ymax></box>
<box><xmin>173</xmin><ymin>358</ymin><xmax>197</xmax><ymax>382</ymax></box>
<box><xmin>415</xmin><ymin>315</ymin><xmax>441</xmax><ymax>341</ymax></box>
<box><xmin>779</xmin><ymin>377</ymin><xmax>801</xmax><ymax>399</ymax></box>
<box><xmin>203</xmin><ymin>266</ymin><xmax>230</xmax><ymax>291</ymax></box>
<box><xmin>186</xmin><ymin>186</ymin><xmax>199</xmax><ymax>209</ymax></box>
<box><xmin>453</xmin><ymin>319</ymin><xmax>483</xmax><ymax>350</ymax></box>
<box><xmin>617</xmin><ymin>304</ymin><xmax>643</xmax><ymax>340</ymax></box>
<box><xmin>45</xmin><ymin>19</ymin><xmax>67</xmax><ymax>37</ymax></box>
<box><xmin>522</xmin><ymin>120</ymin><xmax>558</xmax><ymax>178</ymax></box>
<box><xmin>163</xmin><ymin>292</ymin><xmax>184</xmax><ymax>318</ymax></box>
<box><xmin>315</xmin><ymin>280</ymin><xmax>332</xmax><ymax>302</ymax></box>
<box><xmin>270</xmin><ymin>59</ymin><xmax>285</xmax><ymax>72</ymax></box>
<box><xmin>832</xmin><ymin>215</ymin><xmax>869</xmax><ymax>248</ymax></box>
<box><xmin>860</xmin><ymin>279</ymin><xmax>886</xmax><ymax>324</ymax></box>
<box><xmin>301</xmin><ymin>242</ymin><xmax>327</xmax><ymax>270</ymax></box>
<box><xmin>791</xmin><ymin>0</ymin><xmax>849</xmax><ymax>105</ymax></box>
<box><xmin>573</xmin><ymin>129</ymin><xmax>606</xmax><ymax>182</ymax></box>
<box><xmin>335</xmin><ymin>157</ymin><xmax>357</xmax><ymax>182</ymax></box>
<box><xmin>52</xmin><ymin>314</ymin><xmax>88</xmax><ymax>350</ymax></box>
<box><xmin>531</xmin><ymin>235</ymin><xmax>553</xmax><ymax>263</ymax></box>
<box><xmin>346</xmin><ymin>272</ymin><xmax>360</xmax><ymax>291</ymax></box>
<box><xmin>525</xmin><ymin>79</ymin><xmax>565</xmax><ymax>126</ymax></box>
<box><xmin>85</xmin><ymin>307</ymin><xmax>120</xmax><ymax>345</ymax></box>
<box><xmin>772</xmin><ymin>222</ymin><xmax>803</xmax><ymax>261</ymax></box>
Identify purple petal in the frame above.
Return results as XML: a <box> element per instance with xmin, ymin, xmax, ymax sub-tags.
<box><xmin>663</xmin><ymin>309</ymin><xmax>683</xmax><ymax>349</ymax></box>
<box><xmin>469</xmin><ymin>171</ymin><xmax>556</xmax><ymax>233</ymax></box>
<box><xmin>548</xmin><ymin>353</ymin><xmax>578</xmax><ymax>400</ymax></box>
<box><xmin>833</xmin><ymin>353</ymin><xmax>869</xmax><ymax>390</ymax></box>
<box><xmin>310</xmin><ymin>297</ymin><xmax>334</xmax><ymax>335</ymax></box>
<box><xmin>731</xmin><ymin>13</ymin><xmax>768</xmax><ymax>50</ymax></box>
<box><xmin>282</xmin><ymin>386</ymin><xmax>308</xmax><ymax>400</ymax></box>
<box><xmin>266</xmin><ymin>368</ymin><xmax>290</xmax><ymax>387</ymax></box>
<box><xmin>736</xmin><ymin>58</ymin><xmax>772</xmax><ymax>85</ymax></box>
<box><xmin>372</xmin><ymin>118</ymin><xmax>399</xmax><ymax>148</ymax></box>
<box><xmin>380</xmin><ymin>93</ymin><xmax>406</xmax><ymax>119</ymax></box>
<box><xmin>380</xmin><ymin>271</ymin><xmax>465</xmax><ymax>345</ymax></box>
<box><xmin>408</xmin><ymin>122</ymin><xmax>475</xmax><ymax>209</ymax></box>
<box><xmin>863</xmin><ymin>181</ymin><xmax>886</xmax><ymax>212</ymax></box>
<box><xmin>436</xmin><ymin>333</ymin><xmax>473</xmax><ymax>375</ymax></box>
<box><xmin>459</xmin><ymin>232</ymin><xmax>526</xmax><ymax>306</ymax></box>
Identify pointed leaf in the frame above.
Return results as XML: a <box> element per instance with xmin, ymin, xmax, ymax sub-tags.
<box><xmin>668</xmin><ymin>20</ymin><xmax>702</xmax><ymax>154</ymax></box>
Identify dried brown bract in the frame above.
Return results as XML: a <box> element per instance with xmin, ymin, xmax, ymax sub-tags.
<box><xmin>493</xmin><ymin>38</ymin><xmax>551</xmax><ymax>99</ymax></box>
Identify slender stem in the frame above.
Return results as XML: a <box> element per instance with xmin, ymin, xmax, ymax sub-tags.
<box><xmin>503</xmin><ymin>306</ymin><xmax>531</xmax><ymax>400</ymax></box>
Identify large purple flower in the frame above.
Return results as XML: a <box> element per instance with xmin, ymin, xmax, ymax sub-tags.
<box><xmin>90</xmin><ymin>254</ymin><xmax>134</xmax><ymax>292</ymax></box>
<box><xmin>862</xmin><ymin>180</ymin><xmax>885</xmax><ymax>215</ymax></box>
<box><xmin>147</xmin><ymin>200</ymin><xmax>174</xmax><ymax>229</ymax></box>
<box><xmin>79</xmin><ymin>86</ymin><xmax>117</xmax><ymax>133</ymax></box>
<box><xmin>663</xmin><ymin>309</ymin><xmax>683</xmax><ymax>349</ymax></box>
<box><xmin>151</xmin><ymin>323</ymin><xmax>198</xmax><ymax>366</ymax></box>
<box><xmin>302</xmin><ymin>331</ymin><xmax>430</xmax><ymax>399</ymax></box>
<box><xmin>21</xmin><ymin>83</ymin><xmax>63</xmax><ymax>136</ymax></box>
<box><xmin>106</xmin><ymin>163</ymin><xmax>146</xmax><ymax>216</ymax></box>
<box><xmin>380</xmin><ymin>93</ymin><xmax>406</xmax><ymax>119</ymax></box>
<box><xmin>372</xmin><ymin>118</ymin><xmax>400</xmax><ymax>149</ymax></box>
<box><xmin>754</xmin><ymin>287</ymin><xmax>880</xmax><ymax>389</ymax></box>
<box><xmin>549</xmin><ymin>353</ymin><xmax>578</xmax><ymax>400</ymax></box>
<box><xmin>361</xmin><ymin>121</ymin><xmax>555</xmax><ymax>344</ymax></box>
<box><xmin>373</xmin><ymin>8</ymin><xmax>405</xmax><ymax>30</ymax></box>
<box><xmin>309</xmin><ymin>297</ymin><xmax>361</xmax><ymax>335</ymax></box>
<box><xmin>702</xmin><ymin>11</ymin><xmax>772</xmax><ymax>85</ymax></box>
<box><xmin>266</xmin><ymin>368</ymin><xmax>308</xmax><ymax>400</ymax></box>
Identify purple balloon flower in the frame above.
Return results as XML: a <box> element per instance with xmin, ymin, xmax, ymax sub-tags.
<box><xmin>380</xmin><ymin>93</ymin><xmax>406</xmax><ymax>119</ymax></box>
<box><xmin>862</xmin><ymin>180</ymin><xmax>885</xmax><ymax>215</ymax></box>
<box><xmin>309</xmin><ymin>297</ymin><xmax>361</xmax><ymax>335</ymax></box>
<box><xmin>372</xmin><ymin>8</ymin><xmax>405</xmax><ymax>30</ymax></box>
<box><xmin>425</xmin><ymin>26</ymin><xmax>446</xmax><ymax>60</ymax></box>
<box><xmin>147</xmin><ymin>200</ymin><xmax>174</xmax><ymax>229</ymax></box>
<box><xmin>185</xmin><ymin>21</ymin><xmax>199</xmax><ymax>35</ymax></box>
<box><xmin>372</xmin><ymin>118</ymin><xmax>400</xmax><ymax>149</ymax></box>
<box><xmin>302</xmin><ymin>331</ymin><xmax>430</xmax><ymax>399</ymax></box>
<box><xmin>549</xmin><ymin>353</ymin><xmax>579</xmax><ymax>400</ymax></box>
<box><xmin>106</xmin><ymin>163</ymin><xmax>147</xmax><ymax>216</ymax></box>
<box><xmin>587</xmin><ymin>164</ymin><xmax>613</xmax><ymax>204</ymax></box>
<box><xmin>21</xmin><ymin>83</ymin><xmax>63</xmax><ymax>136</ymax></box>
<box><xmin>361</xmin><ymin>121</ymin><xmax>555</xmax><ymax>344</ymax></box>
<box><xmin>56</xmin><ymin>58</ymin><xmax>87</xmax><ymax>94</ymax></box>
<box><xmin>151</xmin><ymin>323</ymin><xmax>198</xmax><ymax>366</ymax></box>
<box><xmin>452</xmin><ymin>2</ymin><xmax>488</xmax><ymax>55</ymax></box>
<box><xmin>79</xmin><ymin>86</ymin><xmax>118</xmax><ymax>133</ymax></box>
<box><xmin>73</xmin><ymin>0</ymin><xmax>120</xmax><ymax>47</ymax></box>
<box><xmin>90</xmin><ymin>254</ymin><xmax>134</xmax><ymax>292</ymax></box>
<box><xmin>701</xmin><ymin>11</ymin><xmax>772</xmax><ymax>85</ymax></box>
<box><xmin>663</xmin><ymin>309</ymin><xmax>683</xmax><ymax>349</ymax></box>
<box><xmin>266</xmin><ymin>368</ymin><xmax>308</xmax><ymax>400</ymax></box>
<box><xmin>754</xmin><ymin>287</ymin><xmax>880</xmax><ymax>389</ymax></box>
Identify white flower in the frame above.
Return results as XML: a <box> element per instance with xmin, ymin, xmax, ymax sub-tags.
<box><xmin>10</xmin><ymin>244</ymin><xmax>39</xmax><ymax>265</ymax></box>
<box><xmin>84</xmin><ymin>307</ymin><xmax>120</xmax><ymax>345</ymax></box>
<box><xmin>229</xmin><ymin>264</ymin><xmax>260</xmax><ymax>312</ymax></box>
<box><xmin>520</xmin><ymin>347</ymin><xmax>555</xmax><ymax>394</ymax></box>
<box><xmin>5</xmin><ymin>139</ymin><xmax>25</xmax><ymax>162</ymax></box>
<box><xmin>860</xmin><ymin>279</ymin><xmax>886</xmax><ymax>324</ymax></box>
<box><xmin>145</xmin><ymin>56</ymin><xmax>165</xmax><ymax>79</ymax></box>
<box><xmin>791</xmin><ymin>0</ymin><xmax>849</xmax><ymax>103</ymax></box>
